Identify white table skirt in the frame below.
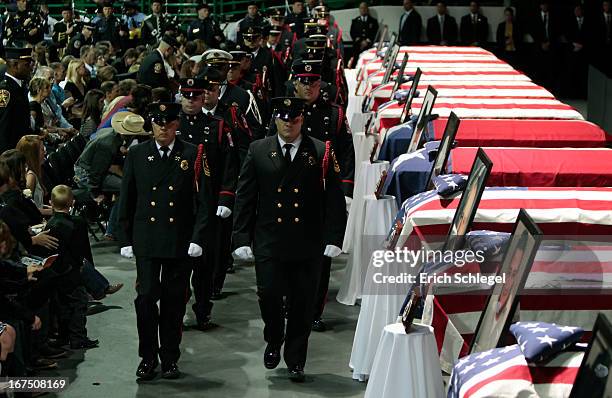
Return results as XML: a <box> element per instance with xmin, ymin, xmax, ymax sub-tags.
<box><xmin>365</xmin><ymin>323</ymin><xmax>445</xmax><ymax>398</ymax></box>
<box><xmin>350</xmin><ymin>110</ymin><xmax>371</xmax><ymax>133</ymax></box>
<box><xmin>337</xmin><ymin>195</ymin><xmax>397</xmax><ymax>306</ymax></box>
<box><xmin>342</xmin><ymin>161</ymin><xmax>389</xmax><ymax>254</ymax></box>
<box><xmin>352</xmin><ymin>132</ymin><xmax>378</xmax><ymax>174</ymax></box>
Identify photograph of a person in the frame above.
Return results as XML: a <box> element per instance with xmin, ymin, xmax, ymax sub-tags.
<box><xmin>400</xmin><ymin>68</ymin><xmax>422</xmax><ymax>123</ymax></box>
<box><xmin>470</xmin><ymin>209</ymin><xmax>543</xmax><ymax>354</ymax></box>
<box><xmin>427</xmin><ymin>111</ymin><xmax>461</xmax><ymax>190</ymax></box>
<box><xmin>407</xmin><ymin>85</ymin><xmax>437</xmax><ymax>153</ymax></box>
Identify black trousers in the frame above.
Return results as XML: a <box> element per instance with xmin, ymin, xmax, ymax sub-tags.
<box><xmin>255</xmin><ymin>255</ymin><xmax>322</xmax><ymax>369</ymax></box>
<box><xmin>135</xmin><ymin>257</ymin><xmax>191</xmax><ymax>364</ymax></box>
<box><xmin>314</xmin><ymin>256</ymin><xmax>332</xmax><ymax>320</ymax></box>
<box><xmin>191</xmin><ymin>214</ymin><xmax>234</xmax><ymax>321</ymax></box>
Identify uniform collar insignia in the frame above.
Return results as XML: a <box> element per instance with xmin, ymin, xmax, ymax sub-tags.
<box><xmin>271</xmin><ymin>151</ymin><xmax>278</xmax><ymax>157</ymax></box>
<box><xmin>148</xmin><ymin>155</ymin><xmax>154</xmax><ymax>161</ymax></box>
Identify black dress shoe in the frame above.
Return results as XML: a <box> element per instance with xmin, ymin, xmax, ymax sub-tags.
<box><xmin>39</xmin><ymin>345</ymin><xmax>68</xmax><ymax>359</ymax></box>
<box><xmin>161</xmin><ymin>362</ymin><xmax>180</xmax><ymax>379</ymax></box>
<box><xmin>136</xmin><ymin>358</ymin><xmax>159</xmax><ymax>380</ymax></box>
<box><xmin>288</xmin><ymin>366</ymin><xmax>305</xmax><ymax>382</ymax></box>
<box><xmin>194</xmin><ymin>319</ymin><xmax>218</xmax><ymax>331</ymax></box>
<box><xmin>48</xmin><ymin>338</ymin><xmax>69</xmax><ymax>348</ymax></box>
<box><xmin>312</xmin><ymin>319</ymin><xmax>327</xmax><ymax>332</ymax></box>
<box><xmin>70</xmin><ymin>338</ymin><xmax>99</xmax><ymax>350</ymax></box>
<box><xmin>263</xmin><ymin>344</ymin><xmax>281</xmax><ymax>369</ymax></box>
<box><xmin>32</xmin><ymin>358</ymin><xmax>58</xmax><ymax>370</ymax></box>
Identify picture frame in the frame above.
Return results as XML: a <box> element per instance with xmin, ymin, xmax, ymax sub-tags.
<box><xmin>391</xmin><ymin>53</ymin><xmax>409</xmax><ymax>96</ymax></box>
<box><xmin>469</xmin><ymin>209</ymin><xmax>543</xmax><ymax>354</ymax></box>
<box><xmin>380</xmin><ymin>33</ymin><xmax>397</xmax><ymax>69</ymax></box>
<box><xmin>570</xmin><ymin>313</ymin><xmax>612</xmax><ymax>398</ymax></box>
<box><xmin>381</xmin><ymin>44</ymin><xmax>400</xmax><ymax>86</ymax></box>
<box><xmin>426</xmin><ymin>112</ymin><xmax>461</xmax><ymax>191</ymax></box>
<box><xmin>400</xmin><ymin>68</ymin><xmax>422</xmax><ymax>124</ymax></box>
<box><xmin>406</xmin><ymin>85</ymin><xmax>437</xmax><ymax>154</ymax></box>
<box><xmin>375</xmin><ymin>25</ymin><xmax>389</xmax><ymax>53</ymax></box>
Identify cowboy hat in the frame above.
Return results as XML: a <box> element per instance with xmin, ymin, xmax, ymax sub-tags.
<box><xmin>111</xmin><ymin>112</ymin><xmax>150</xmax><ymax>136</ymax></box>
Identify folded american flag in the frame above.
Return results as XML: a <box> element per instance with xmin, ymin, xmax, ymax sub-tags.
<box><xmin>433</xmin><ymin>174</ymin><xmax>468</xmax><ymax>196</ymax></box>
<box><xmin>510</xmin><ymin>322</ymin><xmax>584</xmax><ymax>363</ymax></box>
<box><xmin>466</xmin><ymin>230</ymin><xmax>511</xmax><ymax>258</ymax></box>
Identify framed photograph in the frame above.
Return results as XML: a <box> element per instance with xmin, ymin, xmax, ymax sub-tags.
<box><xmin>570</xmin><ymin>313</ymin><xmax>612</xmax><ymax>398</ymax></box>
<box><xmin>406</xmin><ymin>85</ymin><xmax>437</xmax><ymax>154</ymax></box>
<box><xmin>391</xmin><ymin>53</ymin><xmax>409</xmax><ymax>96</ymax></box>
<box><xmin>447</xmin><ymin>148</ymin><xmax>492</xmax><ymax>246</ymax></box>
<box><xmin>469</xmin><ymin>209</ymin><xmax>543</xmax><ymax>354</ymax></box>
<box><xmin>400</xmin><ymin>68</ymin><xmax>422</xmax><ymax>124</ymax></box>
<box><xmin>375</xmin><ymin>25</ymin><xmax>389</xmax><ymax>53</ymax></box>
<box><xmin>381</xmin><ymin>44</ymin><xmax>400</xmax><ymax>85</ymax></box>
<box><xmin>426</xmin><ymin>112</ymin><xmax>461</xmax><ymax>190</ymax></box>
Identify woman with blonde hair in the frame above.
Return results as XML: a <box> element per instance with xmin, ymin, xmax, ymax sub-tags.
<box><xmin>64</xmin><ymin>60</ymin><xmax>89</xmax><ymax>127</ymax></box>
<box><xmin>15</xmin><ymin>135</ymin><xmax>51</xmax><ymax>216</ymax></box>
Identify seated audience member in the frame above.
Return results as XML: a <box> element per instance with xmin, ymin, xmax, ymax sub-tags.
<box><xmin>15</xmin><ymin>136</ymin><xmax>51</xmax><ymax>216</ymax></box>
<box><xmin>80</xmin><ymin>90</ymin><xmax>106</xmax><ymax>140</ymax></box>
<box><xmin>96</xmin><ymin>65</ymin><xmax>118</xmax><ymax>83</ymax></box>
<box><xmin>0</xmin><ymin>150</ymin><xmax>43</xmax><ymax>228</ymax></box>
<box><xmin>74</xmin><ymin>111</ymin><xmax>150</xmax><ymax>240</ymax></box>
<box><xmin>44</xmin><ymin>185</ymin><xmax>99</xmax><ymax>349</ymax></box>
<box><xmin>97</xmin><ymin>84</ymin><xmax>152</xmax><ymax>130</ymax></box>
<box><xmin>64</xmin><ymin>60</ymin><xmax>91</xmax><ymax>127</ymax></box>
<box><xmin>33</xmin><ymin>66</ymin><xmax>75</xmax><ymax>131</ymax></box>
<box><xmin>100</xmin><ymin>78</ymin><xmax>138</xmax><ymax>124</ymax></box>
<box><xmin>29</xmin><ymin>78</ymin><xmax>74</xmax><ymax>142</ymax></box>
<box><xmin>112</xmin><ymin>48</ymin><xmax>139</xmax><ymax>74</ymax></box>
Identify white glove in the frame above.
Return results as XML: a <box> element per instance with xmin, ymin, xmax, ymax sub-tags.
<box><xmin>345</xmin><ymin>196</ymin><xmax>352</xmax><ymax>213</ymax></box>
<box><xmin>216</xmin><ymin>206</ymin><xmax>232</xmax><ymax>219</ymax></box>
<box><xmin>188</xmin><ymin>243</ymin><xmax>203</xmax><ymax>257</ymax></box>
<box><xmin>233</xmin><ymin>246</ymin><xmax>254</xmax><ymax>261</ymax></box>
<box><xmin>120</xmin><ymin>246</ymin><xmax>134</xmax><ymax>258</ymax></box>
<box><xmin>323</xmin><ymin>245</ymin><xmax>342</xmax><ymax>258</ymax></box>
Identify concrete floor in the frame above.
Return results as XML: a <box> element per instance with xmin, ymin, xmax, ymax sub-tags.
<box><xmin>44</xmin><ymin>240</ymin><xmax>366</xmax><ymax>398</ymax></box>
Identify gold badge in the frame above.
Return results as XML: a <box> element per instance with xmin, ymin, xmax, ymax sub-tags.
<box><xmin>154</xmin><ymin>62</ymin><xmax>162</xmax><ymax>73</ymax></box>
<box><xmin>180</xmin><ymin>160</ymin><xmax>188</xmax><ymax>170</ymax></box>
<box><xmin>0</xmin><ymin>90</ymin><xmax>10</xmax><ymax>108</ymax></box>
<box><xmin>159</xmin><ymin>104</ymin><xmax>166</xmax><ymax>111</ymax></box>
<box><xmin>187</xmin><ymin>78</ymin><xmax>194</xmax><ymax>86</ymax></box>
<box><xmin>305</xmin><ymin>64</ymin><xmax>312</xmax><ymax>72</ymax></box>
<box><xmin>284</xmin><ymin>99</ymin><xmax>291</xmax><ymax>106</ymax></box>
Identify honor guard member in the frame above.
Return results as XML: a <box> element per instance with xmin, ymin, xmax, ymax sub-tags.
<box><xmin>0</xmin><ymin>48</ymin><xmax>34</xmax><ymax>153</ymax></box>
<box><xmin>285</xmin><ymin>0</ymin><xmax>308</xmax><ymax>39</ymax></box>
<box><xmin>291</xmin><ymin>18</ymin><xmax>327</xmax><ymax>62</ymax></box>
<box><xmin>290</xmin><ymin>61</ymin><xmax>354</xmax><ymax>332</ymax></box>
<box><xmin>234</xmin><ymin>1</ymin><xmax>266</xmax><ymax>45</ymax></box>
<box><xmin>95</xmin><ymin>1</ymin><xmax>121</xmax><ymax>43</ymax></box>
<box><xmin>52</xmin><ymin>5</ymin><xmax>77</xmax><ymax>50</ymax></box>
<box><xmin>200</xmin><ymin>50</ymin><xmax>265</xmax><ymax>141</ymax></box>
<box><xmin>187</xmin><ymin>3</ymin><xmax>225</xmax><ymax>49</ymax></box>
<box><xmin>66</xmin><ymin>22</ymin><xmax>96</xmax><ymax>58</ymax></box>
<box><xmin>350</xmin><ymin>2</ymin><xmax>379</xmax><ymax>60</ymax></box>
<box><xmin>176</xmin><ymin>75</ymin><xmax>241</xmax><ymax>327</ymax></box>
<box><xmin>4</xmin><ymin>0</ymin><xmax>45</xmax><ymax>46</ymax></box>
<box><xmin>242</xmin><ymin>24</ymin><xmax>275</xmax><ymax>106</ymax></box>
<box><xmin>314</xmin><ymin>5</ymin><xmax>344</xmax><ymax>58</ymax></box>
<box><xmin>265</xmin><ymin>26</ymin><xmax>290</xmax><ymax>98</ymax></box>
<box><xmin>268</xmin><ymin>8</ymin><xmax>296</xmax><ymax>57</ymax></box>
<box><xmin>232</xmin><ymin>97</ymin><xmax>346</xmax><ymax>382</ymax></box>
<box><xmin>142</xmin><ymin>0</ymin><xmax>179</xmax><ymax>45</ymax></box>
<box><xmin>138</xmin><ymin>34</ymin><xmax>179</xmax><ymax>91</ymax></box>
<box><xmin>118</xmin><ymin>102</ymin><xmax>209</xmax><ymax>381</ymax></box>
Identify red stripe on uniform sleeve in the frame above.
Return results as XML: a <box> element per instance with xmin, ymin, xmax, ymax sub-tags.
<box><xmin>341</xmin><ymin>180</ymin><xmax>354</xmax><ymax>184</ymax></box>
<box><xmin>219</xmin><ymin>191</ymin><xmax>235</xmax><ymax>196</ymax></box>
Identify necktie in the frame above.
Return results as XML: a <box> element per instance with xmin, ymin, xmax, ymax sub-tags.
<box><xmin>607</xmin><ymin>15</ymin><xmax>611</xmax><ymax>41</ymax></box>
<box><xmin>439</xmin><ymin>16</ymin><xmax>444</xmax><ymax>39</ymax></box>
<box><xmin>472</xmin><ymin>14</ymin><xmax>476</xmax><ymax>24</ymax></box>
<box><xmin>160</xmin><ymin>146</ymin><xmax>170</xmax><ymax>160</ymax></box>
<box><xmin>543</xmin><ymin>13</ymin><xmax>548</xmax><ymax>39</ymax></box>
<box><xmin>283</xmin><ymin>143</ymin><xmax>293</xmax><ymax>164</ymax></box>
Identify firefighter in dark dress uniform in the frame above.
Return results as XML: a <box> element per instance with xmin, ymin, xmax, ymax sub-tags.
<box><xmin>232</xmin><ymin>97</ymin><xmax>346</xmax><ymax>382</ymax></box>
<box><xmin>0</xmin><ymin>48</ymin><xmax>34</xmax><ymax>153</ymax></box>
<box><xmin>118</xmin><ymin>102</ymin><xmax>210</xmax><ymax>381</ymax></box>
<box><xmin>273</xmin><ymin>61</ymin><xmax>354</xmax><ymax>332</ymax></box>
<box><xmin>52</xmin><ymin>6</ymin><xmax>78</xmax><ymax>53</ymax></box>
<box><xmin>138</xmin><ymin>34</ymin><xmax>179</xmax><ymax>91</ymax></box>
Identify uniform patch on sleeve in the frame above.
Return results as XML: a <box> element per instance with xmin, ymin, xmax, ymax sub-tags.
<box><xmin>0</xmin><ymin>90</ymin><xmax>11</xmax><ymax>107</ymax></box>
<box><xmin>154</xmin><ymin>62</ymin><xmax>163</xmax><ymax>73</ymax></box>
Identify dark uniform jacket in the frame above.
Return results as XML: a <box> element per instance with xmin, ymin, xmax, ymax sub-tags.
<box><xmin>95</xmin><ymin>15</ymin><xmax>121</xmax><ymax>43</ymax></box>
<box><xmin>268</xmin><ymin>97</ymin><xmax>354</xmax><ymax>197</ymax></box>
<box><xmin>44</xmin><ymin>212</ymin><xmax>90</xmax><ymax>282</ymax></box>
<box><xmin>221</xmin><ymin>82</ymin><xmax>264</xmax><ymax>141</ymax></box>
<box><xmin>350</xmin><ymin>15</ymin><xmax>378</xmax><ymax>52</ymax></box>
<box><xmin>285</xmin><ymin>11</ymin><xmax>307</xmax><ymax>39</ymax></box>
<box><xmin>117</xmin><ymin>138</ymin><xmax>209</xmax><ymax>258</ymax></box>
<box><xmin>142</xmin><ymin>13</ymin><xmax>178</xmax><ymax>45</ymax></box>
<box><xmin>460</xmin><ymin>13</ymin><xmax>489</xmax><ymax>45</ymax></box>
<box><xmin>138</xmin><ymin>49</ymin><xmax>171</xmax><ymax>90</ymax></box>
<box><xmin>52</xmin><ymin>20</ymin><xmax>77</xmax><ymax>48</ymax></box>
<box><xmin>178</xmin><ymin>109</ymin><xmax>240</xmax><ymax>209</ymax></box>
<box><xmin>233</xmin><ymin>135</ymin><xmax>346</xmax><ymax>260</ymax></box>
<box><xmin>4</xmin><ymin>9</ymin><xmax>45</xmax><ymax>45</ymax></box>
<box><xmin>398</xmin><ymin>10</ymin><xmax>422</xmax><ymax>46</ymax></box>
<box><xmin>427</xmin><ymin>14</ymin><xmax>458</xmax><ymax>45</ymax></box>
<box><xmin>66</xmin><ymin>32</ymin><xmax>94</xmax><ymax>58</ymax></box>
<box><xmin>0</xmin><ymin>76</ymin><xmax>33</xmax><ymax>153</ymax></box>
<box><xmin>187</xmin><ymin>17</ymin><xmax>224</xmax><ymax>48</ymax></box>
